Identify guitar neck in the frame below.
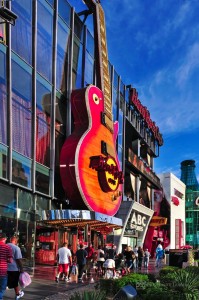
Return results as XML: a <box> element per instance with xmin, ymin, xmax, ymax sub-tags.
<box><xmin>93</xmin><ymin>3</ymin><xmax>113</xmax><ymax>121</ymax></box>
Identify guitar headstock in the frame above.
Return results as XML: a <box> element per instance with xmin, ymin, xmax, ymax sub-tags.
<box><xmin>82</xmin><ymin>0</ymin><xmax>101</xmax><ymax>11</ymax></box>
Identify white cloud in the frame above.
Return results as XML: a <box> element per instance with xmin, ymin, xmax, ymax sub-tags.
<box><xmin>176</xmin><ymin>43</ymin><xmax>199</xmax><ymax>87</ymax></box>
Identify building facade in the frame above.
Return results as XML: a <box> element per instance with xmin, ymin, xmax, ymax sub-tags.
<box><xmin>0</xmin><ymin>0</ymin><xmax>163</xmax><ymax>265</ymax></box>
<box><xmin>158</xmin><ymin>173</ymin><xmax>186</xmax><ymax>249</ymax></box>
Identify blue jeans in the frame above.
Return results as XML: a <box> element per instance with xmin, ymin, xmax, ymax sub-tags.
<box><xmin>0</xmin><ymin>275</ymin><xmax>8</xmax><ymax>299</ymax></box>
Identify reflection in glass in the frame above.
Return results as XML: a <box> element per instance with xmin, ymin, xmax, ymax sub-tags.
<box><xmin>0</xmin><ymin>45</ymin><xmax>7</xmax><ymax>145</ymax></box>
<box><xmin>12</xmin><ymin>152</ymin><xmax>31</xmax><ymax>188</ymax></box>
<box><xmin>12</xmin><ymin>53</ymin><xmax>32</xmax><ymax>158</ymax></box>
<box><xmin>85</xmin><ymin>52</ymin><xmax>94</xmax><ymax>86</ymax></box>
<box><xmin>58</xmin><ymin>0</ymin><xmax>71</xmax><ymax>25</ymax></box>
<box><xmin>0</xmin><ymin>144</ymin><xmax>7</xmax><ymax>179</ymax></box>
<box><xmin>35</xmin><ymin>163</ymin><xmax>50</xmax><ymax>195</ymax></box>
<box><xmin>73</xmin><ymin>36</ymin><xmax>83</xmax><ymax>88</ymax></box>
<box><xmin>36</xmin><ymin>74</ymin><xmax>52</xmax><ymax>167</ymax></box>
<box><xmin>37</xmin><ymin>0</ymin><xmax>53</xmax><ymax>82</ymax></box>
<box><xmin>11</xmin><ymin>0</ymin><xmax>32</xmax><ymax>64</ymax></box>
<box><xmin>57</xmin><ymin>17</ymin><xmax>70</xmax><ymax>92</ymax></box>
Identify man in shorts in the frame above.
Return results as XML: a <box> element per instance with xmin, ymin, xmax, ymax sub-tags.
<box><xmin>7</xmin><ymin>236</ymin><xmax>24</xmax><ymax>300</ymax></box>
<box><xmin>55</xmin><ymin>243</ymin><xmax>72</xmax><ymax>283</ymax></box>
<box><xmin>0</xmin><ymin>232</ymin><xmax>13</xmax><ymax>300</ymax></box>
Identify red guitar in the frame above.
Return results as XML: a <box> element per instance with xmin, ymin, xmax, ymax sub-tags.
<box><xmin>60</xmin><ymin>0</ymin><xmax>123</xmax><ymax>216</ymax></box>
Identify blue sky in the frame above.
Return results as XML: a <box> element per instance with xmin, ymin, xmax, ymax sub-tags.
<box><xmin>69</xmin><ymin>0</ymin><xmax>199</xmax><ymax>181</ymax></box>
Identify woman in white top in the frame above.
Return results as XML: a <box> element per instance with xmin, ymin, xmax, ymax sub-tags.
<box><xmin>96</xmin><ymin>245</ymin><xmax>105</xmax><ymax>276</ymax></box>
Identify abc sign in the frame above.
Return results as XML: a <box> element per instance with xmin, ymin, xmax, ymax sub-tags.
<box><xmin>195</xmin><ymin>197</ymin><xmax>199</xmax><ymax>206</ymax></box>
<box><xmin>131</xmin><ymin>212</ymin><xmax>146</xmax><ymax>227</ymax></box>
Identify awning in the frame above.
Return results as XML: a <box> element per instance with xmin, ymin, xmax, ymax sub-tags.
<box><xmin>39</xmin><ymin>209</ymin><xmax>123</xmax><ymax>230</ymax></box>
<box><xmin>149</xmin><ymin>216</ymin><xmax>167</xmax><ymax>227</ymax></box>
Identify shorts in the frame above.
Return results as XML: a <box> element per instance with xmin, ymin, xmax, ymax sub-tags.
<box><xmin>7</xmin><ymin>271</ymin><xmax>20</xmax><ymax>289</ymax></box>
<box><xmin>58</xmin><ymin>263</ymin><xmax>69</xmax><ymax>273</ymax></box>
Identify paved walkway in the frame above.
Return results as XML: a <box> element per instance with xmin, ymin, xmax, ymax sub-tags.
<box><xmin>4</xmin><ymin>259</ymin><xmax>164</xmax><ymax>300</ymax></box>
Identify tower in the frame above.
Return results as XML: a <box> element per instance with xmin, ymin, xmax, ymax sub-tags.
<box><xmin>180</xmin><ymin>160</ymin><xmax>199</xmax><ymax>248</ymax></box>
<box><xmin>180</xmin><ymin>160</ymin><xmax>199</xmax><ymax>191</ymax></box>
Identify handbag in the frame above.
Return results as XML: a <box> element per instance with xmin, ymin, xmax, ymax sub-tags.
<box><xmin>19</xmin><ymin>272</ymin><xmax>32</xmax><ymax>288</ymax></box>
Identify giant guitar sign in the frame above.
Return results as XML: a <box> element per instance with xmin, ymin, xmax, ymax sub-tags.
<box><xmin>60</xmin><ymin>0</ymin><xmax>123</xmax><ymax>216</ymax></box>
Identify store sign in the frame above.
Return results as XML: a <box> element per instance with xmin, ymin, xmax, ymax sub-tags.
<box><xmin>129</xmin><ymin>88</ymin><xmax>163</xmax><ymax>146</ymax></box>
<box><xmin>129</xmin><ymin>212</ymin><xmax>148</xmax><ymax>232</ymax></box>
<box><xmin>150</xmin><ymin>216</ymin><xmax>167</xmax><ymax>227</ymax></box>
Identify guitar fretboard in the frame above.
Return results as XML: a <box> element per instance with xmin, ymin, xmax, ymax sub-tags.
<box><xmin>95</xmin><ymin>4</ymin><xmax>113</xmax><ymax>122</ymax></box>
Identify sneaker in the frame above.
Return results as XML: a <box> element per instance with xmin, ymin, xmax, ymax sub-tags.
<box><xmin>64</xmin><ymin>277</ymin><xmax>69</xmax><ymax>282</ymax></box>
<box><xmin>15</xmin><ymin>290</ymin><xmax>24</xmax><ymax>300</ymax></box>
<box><xmin>55</xmin><ymin>276</ymin><xmax>59</xmax><ymax>283</ymax></box>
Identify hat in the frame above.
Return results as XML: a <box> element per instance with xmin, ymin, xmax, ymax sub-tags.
<box><xmin>0</xmin><ymin>232</ymin><xmax>7</xmax><ymax>239</ymax></box>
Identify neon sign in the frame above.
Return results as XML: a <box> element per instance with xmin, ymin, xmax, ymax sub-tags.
<box><xmin>130</xmin><ymin>88</ymin><xmax>163</xmax><ymax>146</ymax></box>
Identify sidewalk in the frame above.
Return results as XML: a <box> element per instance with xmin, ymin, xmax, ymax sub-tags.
<box><xmin>4</xmin><ymin>259</ymin><xmax>163</xmax><ymax>300</ymax></box>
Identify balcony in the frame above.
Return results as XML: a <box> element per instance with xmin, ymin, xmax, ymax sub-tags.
<box><xmin>127</xmin><ymin>148</ymin><xmax>161</xmax><ymax>189</ymax></box>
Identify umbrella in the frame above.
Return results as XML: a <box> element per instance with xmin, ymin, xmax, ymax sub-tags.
<box><xmin>180</xmin><ymin>245</ymin><xmax>193</xmax><ymax>249</ymax></box>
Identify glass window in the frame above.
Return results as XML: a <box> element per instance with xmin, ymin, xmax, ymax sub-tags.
<box><xmin>118</xmin><ymin>146</ymin><xmax>123</xmax><ymax>171</ymax></box>
<box><xmin>18</xmin><ymin>189</ymin><xmax>34</xmax><ymax>211</ymax></box>
<box><xmin>86</xmin><ymin>30</ymin><xmax>94</xmax><ymax>57</ymax></box>
<box><xmin>35</xmin><ymin>163</ymin><xmax>50</xmax><ymax>195</ymax></box>
<box><xmin>58</xmin><ymin>0</ymin><xmax>71</xmax><ymax>25</ymax></box>
<box><xmin>12</xmin><ymin>151</ymin><xmax>32</xmax><ymax>188</ymax></box>
<box><xmin>85</xmin><ymin>52</ymin><xmax>94</xmax><ymax>86</ymax></box>
<box><xmin>118</xmin><ymin>109</ymin><xmax>123</xmax><ymax>147</ymax></box>
<box><xmin>72</xmin><ymin>36</ymin><xmax>83</xmax><ymax>88</ymax></box>
<box><xmin>0</xmin><ymin>144</ymin><xmax>8</xmax><ymax>179</ymax></box>
<box><xmin>114</xmin><ymin>70</ymin><xmax>119</xmax><ymax>89</ymax></box>
<box><xmin>112</xmin><ymin>87</ymin><xmax>118</xmax><ymax>122</ymax></box>
<box><xmin>36</xmin><ymin>74</ymin><xmax>52</xmax><ymax>167</ymax></box>
<box><xmin>11</xmin><ymin>0</ymin><xmax>32</xmax><ymax>64</ymax></box>
<box><xmin>0</xmin><ymin>45</ymin><xmax>7</xmax><ymax>145</ymax></box>
<box><xmin>37</xmin><ymin>0</ymin><xmax>53</xmax><ymax>82</ymax></box>
<box><xmin>56</xmin><ymin>17</ymin><xmax>70</xmax><ymax>92</ymax></box>
<box><xmin>0</xmin><ymin>183</ymin><xmax>16</xmax><ymax>220</ymax></box>
<box><xmin>12</xmin><ymin>53</ymin><xmax>32</xmax><ymax>158</ymax></box>
<box><xmin>36</xmin><ymin>196</ymin><xmax>50</xmax><ymax>220</ymax></box>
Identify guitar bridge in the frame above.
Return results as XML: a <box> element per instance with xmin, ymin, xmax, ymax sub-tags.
<box><xmin>101</xmin><ymin>141</ymin><xmax>115</xmax><ymax>157</ymax></box>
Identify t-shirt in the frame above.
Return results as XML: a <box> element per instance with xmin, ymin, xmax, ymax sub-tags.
<box><xmin>58</xmin><ymin>247</ymin><xmax>71</xmax><ymax>264</ymax></box>
<box><xmin>75</xmin><ymin>248</ymin><xmax>87</xmax><ymax>265</ymax></box>
<box><xmin>103</xmin><ymin>259</ymin><xmax>115</xmax><ymax>269</ymax></box>
<box><xmin>0</xmin><ymin>242</ymin><xmax>13</xmax><ymax>276</ymax></box>
<box><xmin>85</xmin><ymin>247</ymin><xmax>94</xmax><ymax>259</ymax></box>
<box><xmin>7</xmin><ymin>243</ymin><xmax>22</xmax><ymax>271</ymax></box>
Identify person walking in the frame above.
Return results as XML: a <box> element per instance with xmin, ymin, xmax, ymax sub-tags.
<box><xmin>133</xmin><ymin>245</ymin><xmax>138</xmax><ymax>269</ymax></box>
<box><xmin>7</xmin><ymin>236</ymin><xmax>24</xmax><ymax>300</ymax></box>
<box><xmin>55</xmin><ymin>242</ymin><xmax>72</xmax><ymax>283</ymax></box>
<box><xmin>0</xmin><ymin>233</ymin><xmax>13</xmax><ymax>300</ymax></box>
<box><xmin>96</xmin><ymin>245</ymin><xmax>105</xmax><ymax>276</ymax></box>
<box><xmin>137</xmin><ymin>246</ymin><xmax>144</xmax><ymax>270</ymax></box>
<box><xmin>85</xmin><ymin>243</ymin><xmax>94</xmax><ymax>276</ymax></box>
<box><xmin>143</xmin><ymin>248</ymin><xmax>151</xmax><ymax>268</ymax></box>
<box><xmin>107</xmin><ymin>244</ymin><xmax>116</xmax><ymax>259</ymax></box>
<box><xmin>155</xmin><ymin>244</ymin><xmax>164</xmax><ymax>268</ymax></box>
<box><xmin>75</xmin><ymin>244</ymin><xmax>87</xmax><ymax>281</ymax></box>
<box><xmin>123</xmin><ymin>246</ymin><xmax>133</xmax><ymax>274</ymax></box>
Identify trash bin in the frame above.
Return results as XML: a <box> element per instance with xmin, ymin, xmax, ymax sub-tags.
<box><xmin>169</xmin><ymin>249</ymin><xmax>188</xmax><ymax>268</ymax></box>
<box><xmin>113</xmin><ymin>284</ymin><xmax>137</xmax><ymax>299</ymax></box>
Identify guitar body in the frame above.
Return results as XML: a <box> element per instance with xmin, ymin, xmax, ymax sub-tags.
<box><xmin>60</xmin><ymin>85</ymin><xmax>122</xmax><ymax>216</ymax></box>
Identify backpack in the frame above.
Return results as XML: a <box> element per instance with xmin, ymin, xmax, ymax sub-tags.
<box><xmin>100</xmin><ymin>251</ymin><xmax>105</xmax><ymax>258</ymax></box>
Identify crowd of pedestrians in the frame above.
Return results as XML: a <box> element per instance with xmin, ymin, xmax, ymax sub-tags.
<box><xmin>54</xmin><ymin>242</ymin><xmax>166</xmax><ymax>283</ymax></box>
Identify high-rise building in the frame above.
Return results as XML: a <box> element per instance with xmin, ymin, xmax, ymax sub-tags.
<box><xmin>180</xmin><ymin>160</ymin><xmax>199</xmax><ymax>248</ymax></box>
